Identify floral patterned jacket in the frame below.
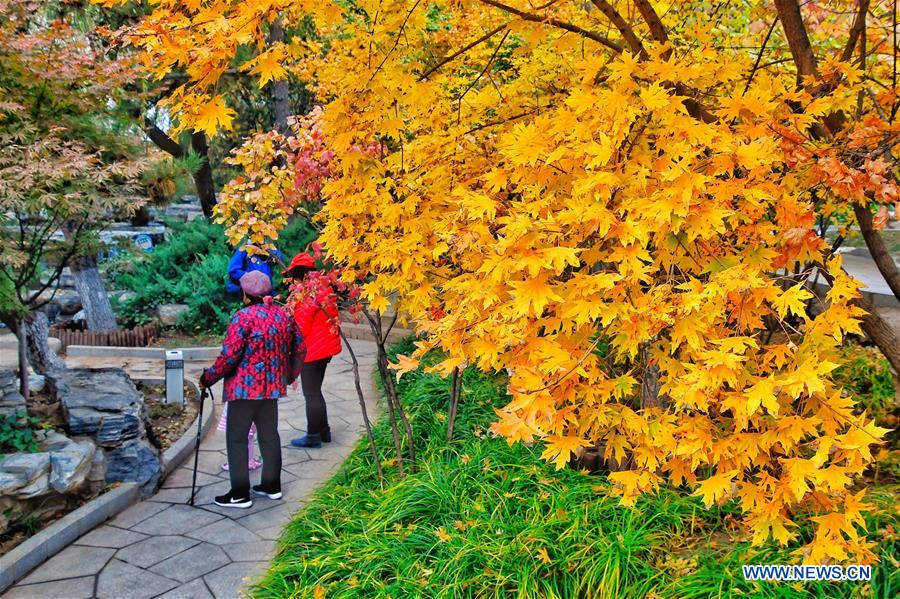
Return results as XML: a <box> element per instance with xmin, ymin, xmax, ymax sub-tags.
<box><xmin>201</xmin><ymin>303</ymin><xmax>306</xmax><ymax>401</ymax></box>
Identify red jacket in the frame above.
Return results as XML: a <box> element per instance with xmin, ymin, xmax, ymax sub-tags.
<box><xmin>293</xmin><ymin>296</ymin><xmax>341</xmax><ymax>362</ymax></box>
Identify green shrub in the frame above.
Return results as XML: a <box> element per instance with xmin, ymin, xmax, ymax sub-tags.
<box><xmin>0</xmin><ymin>411</ymin><xmax>43</xmax><ymax>457</ymax></box>
<box><xmin>109</xmin><ymin>217</ymin><xmax>318</xmax><ymax>335</ymax></box>
<box><xmin>253</xmin><ymin>339</ymin><xmax>899</xmax><ymax>599</ymax></box>
<box><xmin>110</xmin><ymin>219</ymin><xmax>237</xmax><ymax>334</ymax></box>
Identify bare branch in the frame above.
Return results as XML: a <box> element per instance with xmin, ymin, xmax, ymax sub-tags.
<box><xmin>840</xmin><ymin>0</ymin><xmax>871</xmax><ymax>62</ymax></box>
<box><xmin>590</xmin><ymin>0</ymin><xmax>645</xmax><ymax>56</ymax></box>
<box><xmin>144</xmin><ymin>116</ymin><xmax>185</xmax><ymax>158</ymax></box>
<box><xmin>479</xmin><ymin>0</ymin><xmax>624</xmax><ymax>53</ymax></box>
<box><xmin>420</xmin><ymin>22</ymin><xmax>509</xmax><ymax>80</ymax></box>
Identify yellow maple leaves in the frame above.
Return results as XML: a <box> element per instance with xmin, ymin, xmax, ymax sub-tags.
<box><xmin>118</xmin><ymin>0</ymin><xmax>892</xmax><ymax>566</ymax></box>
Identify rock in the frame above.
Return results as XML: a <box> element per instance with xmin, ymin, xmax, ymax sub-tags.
<box><xmin>104</xmin><ymin>439</ymin><xmax>161</xmax><ymax>496</ymax></box>
<box><xmin>15</xmin><ymin>471</ymin><xmax>50</xmax><ymax>498</ymax></box>
<box><xmin>0</xmin><ymin>389</ymin><xmax>26</xmax><ymax>418</ymax></box>
<box><xmin>111</xmin><ymin>290</ymin><xmax>137</xmax><ymax>305</ymax></box>
<box><xmin>49</xmin><ymin>368</ymin><xmax>145</xmax><ymax>447</ymax></box>
<box><xmin>0</xmin><ymin>452</ymin><xmax>50</xmax><ymax>485</ymax></box>
<box><xmin>42</xmin><ymin>288</ymin><xmax>83</xmax><ymax>315</ymax></box>
<box><xmin>0</xmin><ymin>471</ymin><xmax>25</xmax><ymax>494</ymax></box>
<box><xmin>0</xmin><ymin>370</ymin><xmax>26</xmax><ymax>417</ymax></box>
<box><xmin>178</xmin><ymin>194</ymin><xmax>200</xmax><ymax>205</ymax></box>
<box><xmin>48</xmin><ymin>337</ymin><xmax>62</xmax><ymax>353</ymax></box>
<box><xmin>0</xmin><ymin>369</ymin><xmax>17</xmax><ymax>393</ymax></box>
<box><xmin>42</xmin><ymin>267</ymin><xmax>75</xmax><ymax>289</ymax></box>
<box><xmin>87</xmin><ymin>451</ymin><xmax>107</xmax><ymax>486</ymax></box>
<box><xmin>29</xmin><ymin>374</ymin><xmax>46</xmax><ymax>394</ymax></box>
<box><xmin>50</xmin><ymin>440</ymin><xmax>95</xmax><ymax>493</ymax></box>
<box><xmin>156</xmin><ymin>304</ymin><xmax>189</xmax><ymax>327</ymax></box>
<box><xmin>39</xmin><ymin>430</ymin><xmax>72</xmax><ymax>451</ymax></box>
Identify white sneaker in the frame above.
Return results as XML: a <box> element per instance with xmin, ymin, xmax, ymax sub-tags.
<box><xmin>250</xmin><ymin>485</ymin><xmax>283</xmax><ymax>500</ymax></box>
<box><xmin>214</xmin><ymin>492</ymin><xmax>253</xmax><ymax>508</ymax></box>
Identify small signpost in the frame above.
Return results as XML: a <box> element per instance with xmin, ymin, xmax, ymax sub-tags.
<box><xmin>165</xmin><ymin>349</ymin><xmax>184</xmax><ymax>404</ymax></box>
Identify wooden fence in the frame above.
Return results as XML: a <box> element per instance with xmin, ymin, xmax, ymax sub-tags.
<box><xmin>50</xmin><ymin>322</ymin><xmax>161</xmax><ymax>351</ymax></box>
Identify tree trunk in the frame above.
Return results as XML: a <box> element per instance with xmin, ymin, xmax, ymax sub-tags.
<box><xmin>25</xmin><ymin>312</ymin><xmax>65</xmax><ymax>374</ymax></box>
<box><xmin>447</xmin><ymin>366</ymin><xmax>462</xmax><ymax>442</ymax></box>
<box><xmin>2</xmin><ymin>311</ymin><xmax>66</xmax><ymax>375</ymax></box>
<box><xmin>639</xmin><ymin>342</ymin><xmax>668</xmax><ymax>409</ymax></box>
<box><xmin>70</xmin><ymin>255</ymin><xmax>118</xmax><ymax>331</ymax></box>
<box><xmin>338</xmin><ymin>328</ymin><xmax>384</xmax><ymax>486</ymax></box>
<box><xmin>773</xmin><ymin>0</ymin><xmax>819</xmax><ymax>81</ymax></box>
<box><xmin>18</xmin><ymin>317</ymin><xmax>29</xmax><ymax>398</ymax></box>
<box><xmin>854</xmin><ymin>203</ymin><xmax>900</xmax><ymax>300</ymax></box>
<box><xmin>190</xmin><ymin>132</ymin><xmax>217</xmax><ymax>220</ymax></box>
<box><xmin>857</xmin><ymin>295</ymin><xmax>900</xmax><ymax>374</ymax></box>
<box><xmin>268</xmin><ymin>18</ymin><xmax>291</xmax><ymax>135</ymax></box>
<box><xmin>144</xmin><ymin>116</ymin><xmax>217</xmax><ymax>220</ymax></box>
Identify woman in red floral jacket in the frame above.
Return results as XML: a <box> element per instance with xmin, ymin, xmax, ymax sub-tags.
<box><xmin>284</xmin><ymin>252</ymin><xmax>342</xmax><ymax>448</ymax></box>
<box><xmin>200</xmin><ymin>271</ymin><xmax>305</xmax><ymax>508</ymax></box>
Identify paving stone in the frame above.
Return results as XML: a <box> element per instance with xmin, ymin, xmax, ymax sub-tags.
<box><xmin>283</xmin><ymin>459</ymin><xmax>339</xmax><ymax>480</ymax></box>
<box><xmin>75</xmin><ymin>524</ymin><xmax>149</xmax><ymax>548</ymax></box>
<box><xmin>252</xmin><ymin>523</ymin><xmax>286</xmax><ymax>541</ymax></box>
<box><xmin>147</xmin><ymin>485</ymin><xmax>194</xmax><ymax>503</ymax></box>
<box><xmin>18</xmin><ymin>545</ymin><xmax>115</xmax><ymax>584</ymax></box>
<box><xmin>187</xmin><ymin>517</ymin><xmax>261</xmax><ymax>545</ymax></box>
<box><xmin>109</xmin><ymin>498</ymin><xmax>167</xmax><ymax>528</ymax></box>
<box><xmin>203</xmin><ymin>561</ymin><xmax>269</xmax><ymax>599</ymax></box>
<box><xmin>1</xmin><ymin>575</ymin><xmax>96</xmax><ymax>599</ymax></box>
<box><xmin>221</xmin><ymin>539</ymin><xmax>277</xmax><ymax>562</ymax></box>
<box><xmin>236</xmin><ymin>502</ymin><xmax>297</xmax><ymax>531</ymax></box>
<box><xmin>157</xmin><ymin>577</ymin><xmax>215</xmax><ymax>599</ymax></box>
<box><xmin>150</xmin><ymin>542</ymin><xmax>231</xmax><ymax>583</ymax></box>
<box><xmin>188</xmin><ymin>479</ymin><xmax>233</xmax><ymax>506</ymax></box>
<box><xmin>96</xmin><ymin>558</ymin><xmax>178</xmax><ymax>599</ymax></box>
<box><xmin>186</xmin><ymin>450</ymin><xmax>230</xmax><ymax>475</ymax></box>
<box><xmin>162</xmin><ymin>468</ymin><xmax>221</xmax><ymax>489</ymax></box>
<box><xmin>281</xmin><ymin>448</ymin><xmax>312</xmax><ymax>466</ymax></box>
<box><xmin>116</xmin><ymin>534</ymin><xmax>200</xmax><ymax>568</ymax></box>
<box><xmin>132</xmin><ymin>504</ymin><xmax>224</xmax><ymax>535</ymax></box>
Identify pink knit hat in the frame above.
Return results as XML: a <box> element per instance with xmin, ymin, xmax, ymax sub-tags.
<box><xmin>239</xmin><ymin>271</ymin><xmax>273</xmax><ymax>297</ymax></box>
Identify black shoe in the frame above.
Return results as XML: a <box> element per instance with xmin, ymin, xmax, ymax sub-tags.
<box><xmin>321</xmin><ymin>427</ymin><xmax>332</xmax><ymax>443</ymax></box>
<box><xmin>251</xmin><ymin>485</ymin><xmax>283</xmax><ymax>500</ymax></box>
<box><xmin>214</xmin><ymin>491</ymin><xmax>253</xmax><ymax>509</ymax></box>
<box><xmin>291</xmin><ymin>433</ymin><xmax>322</xmax><ymax>448</ymax></box>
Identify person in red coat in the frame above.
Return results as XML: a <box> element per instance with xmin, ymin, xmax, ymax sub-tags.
<box><xmin>284</xmin><ymin>252</ymin><xmax>342</xmax><ymax>448</ymax></box>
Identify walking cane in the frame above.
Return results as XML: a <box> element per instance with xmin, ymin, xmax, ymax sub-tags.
<box><xmin>188</xmin><ymin>385</ymin><xmax>210</xmax><ymax>507</ymax></box>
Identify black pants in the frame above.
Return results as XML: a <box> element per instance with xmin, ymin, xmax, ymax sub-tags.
<box><xmin>301</xmin><ymin>358</ymin><xmax>331</xmax><ymax>434</ymax></box>
<box><xmin>226</xmin><ymin>399</ymin><xmax>281</xmax><ymax>496</ymax></box>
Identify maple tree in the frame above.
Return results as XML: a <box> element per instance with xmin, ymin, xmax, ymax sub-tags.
<box><xmin>108</xmin><ymin>0</ymin><xmax>900</xmax><ymax>564</ymax></box>
<box><xmin>0</xmin><ymin>0</ymin><xmax>151</xmax><ymax>371</ymax></box>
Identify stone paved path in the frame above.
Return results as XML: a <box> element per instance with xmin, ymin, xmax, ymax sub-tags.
<box><xmin>3</xmin><ymin>339</ymin><xmax>379</xmax><ymax>599</ymax></box>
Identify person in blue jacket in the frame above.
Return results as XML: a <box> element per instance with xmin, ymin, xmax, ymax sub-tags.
<box><xmin>226</xmin><ymin>245</ymin><xmax>284</xmax><ymax>301</ymax></box>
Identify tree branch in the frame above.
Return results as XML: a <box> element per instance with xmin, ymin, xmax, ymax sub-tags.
<box><xmin>840</xmin><ymin>0</ymin><xmax>870</xmax><ymax>63</ymax></box>
<box><xmin>773</xmin><ymin>0</ymin><xmax>819</xmax><ymax>80</ymax></box>
<box><xmin>479</xmin><ymin>0</ymin><xmax>624</xmax><ymax>53</ymax></box>
<box><xmin>420</xmin><ymin>22</ymin><xmax>510</xmax><ymax>80</ymax></box>
<box><xmin>589</xmin><ymin>0</ymin><xmax>645</xmax><ymax>56</ymax></box>
<box><xmin>143</xmin><ymin>116</ymin><xmax>185</xmax><ymax>158</ymax></box>
<box><xmin>632</xmin><ymin>0</ymin><xmax>670</xmax><ymax>51</ymax></box>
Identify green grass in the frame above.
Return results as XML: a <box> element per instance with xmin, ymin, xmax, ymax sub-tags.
<box><xmin>253</xmin><ymin>337</ymin><xmax>899</xmax><ymax>598</ymax></box>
